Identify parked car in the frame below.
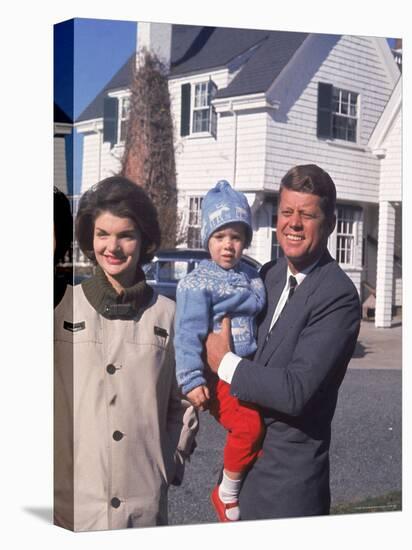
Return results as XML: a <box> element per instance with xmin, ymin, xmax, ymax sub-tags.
<box><xmin>142</xmin><ymin>248</ymin><xmax>262</xmax><ymax>300</ymax></box>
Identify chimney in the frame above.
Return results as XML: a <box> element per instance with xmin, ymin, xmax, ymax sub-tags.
<box><xmin>391</xmin><ymin>38</ymin><xmax>402</xmax><ymax>72</ymax></box>
<box><xmin>136</xmin><ymin>22</ymin><xmax>172</xmax><ymax>73</ymax></box>
<box><xmin>394</xmin><ymin>38</ymin><xmax>402</xmax><ymax>51</ymax></box>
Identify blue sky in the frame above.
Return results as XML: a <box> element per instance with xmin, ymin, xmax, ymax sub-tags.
<box><xmin>54</xmin><ymin>18</ymin><xmax>137</xmax><ymax>195</ymax></box>
<box><xmin>54</xmin><ymin>17</ymin><xmax>137</xmax><ymax>120</ymax></box>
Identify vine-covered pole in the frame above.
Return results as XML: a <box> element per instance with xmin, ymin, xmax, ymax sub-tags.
<box><xmin>120</xmin><ymin>49</ymin><xmax>178</xmax><ymax>248</ymax></box>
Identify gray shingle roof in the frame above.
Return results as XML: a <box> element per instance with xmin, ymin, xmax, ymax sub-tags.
<box><xmin>216</xmin><ymin>30</ymin><xmax>308</xmax><ymax>98</ymax></box>
<box><xmin>76</xmin><ymin>24</ymin><xmax>309</xmax><ymax>122</ymax></box>
<box><xmin>169</xmin><ymin>25</ymin><xmax>270</xmax><ymax>75</ymax></box>
<box><xmin>77</xmin><ymin>54</ymin><xmax>136</xmax><ymax>122</ymax></box>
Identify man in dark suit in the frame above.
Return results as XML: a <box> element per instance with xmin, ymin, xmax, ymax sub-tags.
<box><xmin>206</xmin><ymin>164</ymin><xmax>361</xmax><ymax>520</ymax></box>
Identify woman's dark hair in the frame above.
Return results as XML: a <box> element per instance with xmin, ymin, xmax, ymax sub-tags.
<box><xmin>279</xmin><ymin>164</ymin><xmax>337</xmax><ymax>221</ymax></box>
<box><xmin>54</xmin><ymin>186</ymin><xmax>73</xmax><ymax>264</ymax></box>
<box><xmin>75</xmin><ymin>176</ymin><xmax>161</xmax><ymax>265</ymax></box>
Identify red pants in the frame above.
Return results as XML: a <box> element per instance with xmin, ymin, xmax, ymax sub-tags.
<box><xmin>209</xmin><ymin>379</ymin><xmax>264</xmax><ymax>473</ymax></box>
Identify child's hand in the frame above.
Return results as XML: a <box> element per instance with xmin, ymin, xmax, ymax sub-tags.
<box><xmin>186</xmin><ymin>385</ymin><xmax>210</xmax><ymax>411</ymax></box>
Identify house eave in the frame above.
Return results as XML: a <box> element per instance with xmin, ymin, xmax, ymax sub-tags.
<box><xmin>54</xmin><ymin>122</ymin><xmax>72</xmax><ymax>136</ymax></box>
<box><xmin>212</xmin><ymin>93</ymin><xmax>279</xmax><ymax>113</ymax></box>
<box><xmin>369</xmin><ymin>77</ymin><xmax>402</xmax><ymax>153</ymax></box>
<box><xmin>75</xmin><ymin>119</ymin><xmax>103</xmax><ymax>134</ymax></box>
<box><xmin>169</xmin><ymin>66</ymin><xmax>228</xmax><ymax>81</ymax></box>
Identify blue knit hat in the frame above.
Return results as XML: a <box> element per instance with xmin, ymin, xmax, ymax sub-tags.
<box><xmin>201</xmin><ymin>180</ymin><xmax>252</xmax><ymax>249</ymax></box>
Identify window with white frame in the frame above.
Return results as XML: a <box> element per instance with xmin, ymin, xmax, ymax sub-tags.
<box><xmin>118</xmin><ymin>96</ymin><xmax>130</xmax><ymax>144</ymax></box>
<box><xmin>331</xmin><ymin>88</ymin><xmax>358</xmax><ymax>142</ymax></box>
<box><xmin>180</xmin><ymin>80</ymin><xmax>217</xmax><ymax>137</ymax></box>
<box><xmin>103</xmin><ymin>94</ymin><xmax>130</xmax><ymax>147</ymax></box>
<box><xmin>193</xmin><ymin>82</ymin><xmax>217</xmax><ymax>133</ymax></box>
<box><xmin>336</xmin><ymin>206</ymin><xmax>357</xmax><ymax>265</ymax></box>
<box><xmin>317</xmin><ymin>83</ymin><xmax>359</xmax><ymax>143</ymax></box>
<box><xmin>187</xmin><ymin>197</ymin><xmax>203</xmax><ymax>248</ymax></box>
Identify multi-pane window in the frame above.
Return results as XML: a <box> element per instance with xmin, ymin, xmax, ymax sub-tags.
<box><xmin>270</xmin><ymin>199</ymin><xmax>284</xmax><ymax>261</ymax></box>
<box><xmin>118</xmin><ymin>96</ymin><xmax>130</xmax><ymax>143</ymax></box>
<box><xmin>103</xmin><ymin>95</ymin><xmax>130</xmax><ymax>147</ymax></box>
<box><xmin>317</xmin><ymin>82</ymin><xmax>359</xmax><ymax>143</ymax></box>
<box><xmin>192</xmin><ymin>81</ymin><xmax>217</xmax><ymax>134</ymax></box>
<box><xmin>336</xmin><ymin>206</ymin><xmax>356</xmax><ymax>265</ymax></box>
<box><xmin>331</xmin><ymin>88</ymin><xmax>358</xmax><ymax>142</ymax></box>
<box><xmin>187</xmin><ymin>197</ymin><xmax>203</xmax><ymax>248</ymax></box>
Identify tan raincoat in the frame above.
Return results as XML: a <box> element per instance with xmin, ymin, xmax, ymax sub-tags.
<box><xmin>54</xmin><ymin>284</ymin><xmax>198</xmax><ymax>531</ymax></box>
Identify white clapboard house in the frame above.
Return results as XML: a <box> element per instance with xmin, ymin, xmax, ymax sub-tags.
<box><xmin>75</xmin><ymin>23</ymin><xmax>402</xmax><ymax>327</ymax></box>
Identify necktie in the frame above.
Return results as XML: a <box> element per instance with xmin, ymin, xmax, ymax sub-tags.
<box><xmin>287</xmin><ymin>275</ymin><xmax>298</xmax><ymax>304</ymax></box>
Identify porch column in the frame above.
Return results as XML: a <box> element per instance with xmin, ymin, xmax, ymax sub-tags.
<box><xmin>375</xmin><ymin>201</ymin><xmax>395</xmax><ymax>327</ymax></box>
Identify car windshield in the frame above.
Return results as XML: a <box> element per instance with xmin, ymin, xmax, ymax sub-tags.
<box><xmin>145</xmin><ymin>260</ymin><xmax>192</xmax><ymax>282</ymax></box>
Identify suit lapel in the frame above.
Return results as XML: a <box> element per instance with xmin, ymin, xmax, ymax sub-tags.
<box><xmin>255</xmin><ymin>261</ymin><xmax>287</xmax><ymax>360</ymax></box>
<box><xmin>259</xmin><ymin>278</ymin><xmax>309</xmax><ymax>364</ymax></box>
<box><xmin>258</xmin><ymin>251</ymin><xmax>334</xmax><ymax>365</ymax></box>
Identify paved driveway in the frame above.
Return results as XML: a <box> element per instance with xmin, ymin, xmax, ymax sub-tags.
<box><xmin>168</xmin><ymin>321</ymin><xmax>402</xmax><ymax>525</ymax></box>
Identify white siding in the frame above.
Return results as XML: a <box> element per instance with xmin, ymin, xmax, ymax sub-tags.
<box><xmin>251</xmin><ymin>202</ymin><xmax>274</xmax><ymax>264</ymax></box>
<box><xmin>265</xmin><ymin>35</ymin><xmax>394</xmax><ymax>204</ymax></box>
<box><xmin>101</xmin><ymin>143</ymin><xmax>123</xmax><ymax>181</ymax></box>
<box><xmin>80</xmin><ymin>133</ymin><xmax>122</xmax><ymax>193</ymax></box>
<box><xmin>53</xmin><ymin>136</ymin><xmax>68</xmax><ymax>193</ymax></box>
<box><xmin>81</xmin><ymin>133</ymin><xmax>101</xmax><ymax>193</ymax></box>
<box><xmin>169</xmin><ymin>70</ymin><xmax>267</xmax><ymax>193</ymax></box>
<box><xmin>379</xmin><ymin>110</ymin><xmax>402</xmax><ymax>202</ymax></box>
<box><xmin>235</xmin><ymin>112</ymin><xmax>268</xmax><ymax>189</ymax></box>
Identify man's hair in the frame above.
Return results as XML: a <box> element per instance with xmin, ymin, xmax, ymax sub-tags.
<box><xmin>54</xmin><ymin>186</ymin><xmax>73</xmax><ymax>264</ymax></box>
<box><xmin>279</xmin><ymin>164</ymin><xmax>337</xmax><ymax>220</ymax></box>
<box><xmin>75</xmin><ymin>176</ymin><xmax>161</xmax><ymax>265</ymax></box>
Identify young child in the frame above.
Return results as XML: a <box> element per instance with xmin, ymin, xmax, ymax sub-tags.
<box><xmin>174</xmin><ymin>180</ymin><xmax>266</xmax><ymax>522</ymax></box>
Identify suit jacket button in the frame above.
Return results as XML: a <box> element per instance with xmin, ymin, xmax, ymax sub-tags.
<box><xmin>113</xmin><ymin>430</ymin><xmax>123</xmax><ymax>441</ymax></box>
<box><xmin>106</xmin><ymin>364</ymin><xmax>116</xmax><ymax>375</ymax></box>
<box><xmin>111</xmin><ymin>497</ymin><xmax>121</xmax><ymax>508</ymax></box>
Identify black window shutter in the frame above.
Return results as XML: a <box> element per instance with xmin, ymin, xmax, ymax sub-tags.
<box><xmin>103</xmin><ymin>97</ymin><xmax>118</xmax><ymax>145</ymax></box>
<box><xmin>180</xmin><ymin>83</ymin><xmax>191</xmax><ymax>137</ymax></box>
<box><xmin>317</xmin><ymin>82</ymin><xmax>333</xmax><ymax>139</ymax></box>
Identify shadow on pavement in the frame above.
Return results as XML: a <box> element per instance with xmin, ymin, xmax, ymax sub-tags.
<box><xmin>352</xmin><ymin>341</ymin><xmax>369</xmax><ymax>358</ymax></box>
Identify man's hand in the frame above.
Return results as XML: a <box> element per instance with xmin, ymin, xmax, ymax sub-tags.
<box><xmin>186</xmin><ymin>385</ymin><xmax>210</xmax><ymax>411</ymax></box>
<box><xmin>205</xmin><ymin>316</ymin><xmax>232</xmax><ymax>373</ymax></box>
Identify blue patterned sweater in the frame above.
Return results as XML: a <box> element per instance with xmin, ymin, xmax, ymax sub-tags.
<box><xmin>174</xmin><ymin>259</ymin><xmax>266</xmax><ymax>395</ymax></box>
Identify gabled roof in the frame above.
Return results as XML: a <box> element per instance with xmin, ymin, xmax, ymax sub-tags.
<box><xmin>76</xmin><ymin>24</ymin><xmax>309</xmax><ymax>122</ymax></box>
<box><xmin>170</xmin><ymin>25</ymin><xmax>308</xmax><ymax>99</ymax></box>
<box><xmin>77</xmin><ymin>54</ymin><xmax>136</xmax><ymax>122</ymax></box>
<box><xmin>369</xmin><ymin>76</ymin><xmax>402</xmax><ymax>151</ymax></box>
<box><xmin>215</xmin><ymin>30</ymin><xmax>308</xmax><ymax>98</ymax></box>
<box><xmin>169</xmin><ymin>25</ymin><xmax>269</xmax><ymax>76</ymax></box>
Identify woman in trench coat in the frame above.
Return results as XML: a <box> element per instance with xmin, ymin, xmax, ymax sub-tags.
<box><xmin>54</xmin><ymin>176</ymin><xmax>198</xmax><ymax>532</ymax></box>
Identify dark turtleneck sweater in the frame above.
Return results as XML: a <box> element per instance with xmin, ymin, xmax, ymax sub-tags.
<box><xmin>81</xmin><ymin>265</ymin><xmax>154</xmax><ymax>320</ymax></box>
